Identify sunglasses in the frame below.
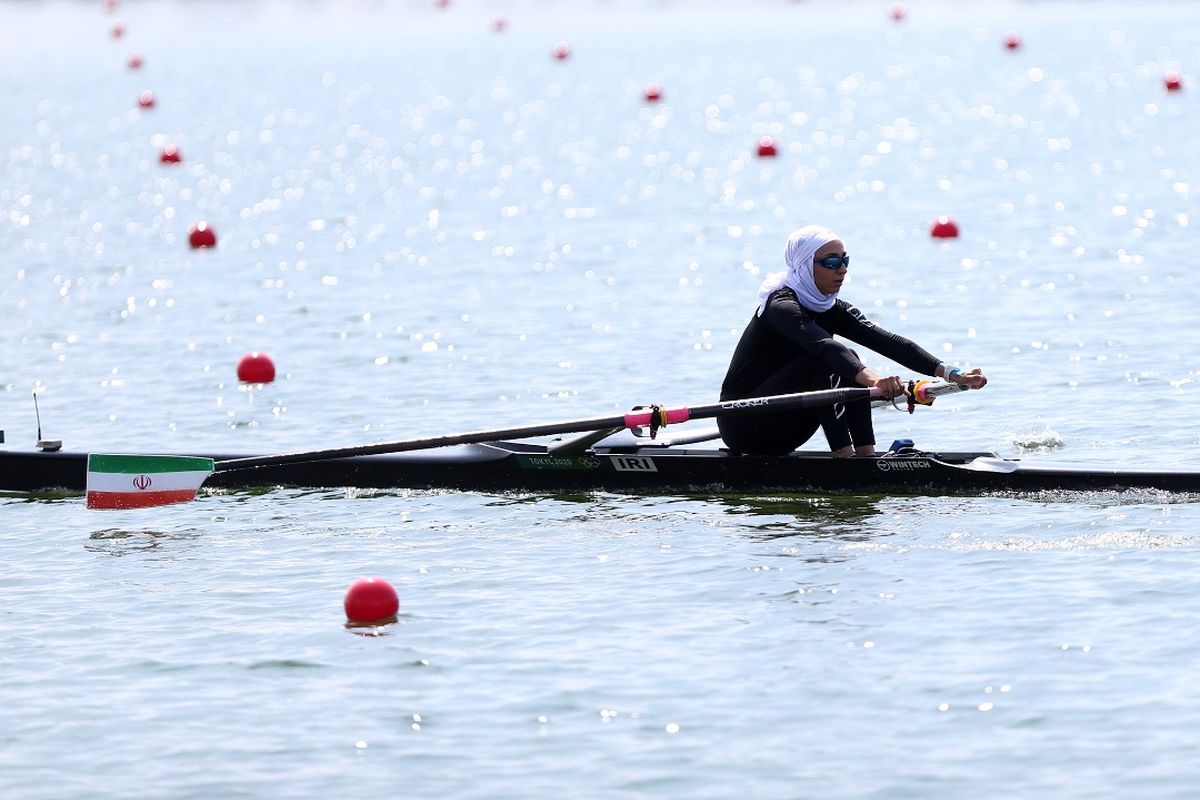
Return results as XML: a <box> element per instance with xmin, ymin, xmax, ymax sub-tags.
<box><xmin>813</xmin><ymin>255</ymin><xmax>850</xmax><ymax>270</ymax></box>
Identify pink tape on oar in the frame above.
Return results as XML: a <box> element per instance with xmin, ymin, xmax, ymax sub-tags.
<box><xmin>623</xmin><ymin>407</ymin><xmax>691</xmax><ymax>428</ymax></box>
<box><xmin>908</xmin><ymin>380</ymin><xmax>937</xmax><ymax>410</ymax></box>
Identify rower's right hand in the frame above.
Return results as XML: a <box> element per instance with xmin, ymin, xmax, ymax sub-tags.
<box><xmin>869</xmin><ymin>374</ymin><xmax>906</xmax><ymax>399</ymax></box>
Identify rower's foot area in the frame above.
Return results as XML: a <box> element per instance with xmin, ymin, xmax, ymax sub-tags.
<box><xmin>833</xmin><ymin>445</ymin><xmax>878</xmax><ymax>459</ymax></box>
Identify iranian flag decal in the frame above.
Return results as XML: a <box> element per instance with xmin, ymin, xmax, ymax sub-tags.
<box><xmin>86</xmin><ymin>454</ymin><xmax>215</xmax><ymax>509</ymax></box>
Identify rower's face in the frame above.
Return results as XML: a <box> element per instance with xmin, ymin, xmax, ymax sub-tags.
<box><xmin>812</xmin><ymin>239</ymin><xmax>847</xmax><ymax>294</ymax></box>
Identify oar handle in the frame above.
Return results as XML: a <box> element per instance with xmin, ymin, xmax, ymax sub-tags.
<box><xmin>912</xmin><ymin>378</ymin><xmax>966</xmax><ymax>404</ymax></box>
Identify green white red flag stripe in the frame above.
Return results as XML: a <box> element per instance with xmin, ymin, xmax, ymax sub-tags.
<box><xmin>86</xmin><ymin>454</ymin><xmax>215</xmax><ymax>509</ymax></box>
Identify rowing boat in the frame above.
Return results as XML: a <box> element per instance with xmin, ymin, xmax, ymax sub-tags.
<box><xmin>5</xmin><ymin>382</ymin><xmax>1196</xmax><ymax>504</ymax></box>
<box><xmin>3</xmin><ymin>428</ymin><xmax>1199</xmax><ymax>497</ymax></box>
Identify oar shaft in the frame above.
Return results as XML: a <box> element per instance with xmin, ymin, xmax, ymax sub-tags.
<box><xmin>666</xmin><ymin>386</ymin><xmax>877</xmax><ymax>426</ymax></box>
<box><xmin>219</xmin><ymin>412</ymin><xmax>635</xmax><ymax>471</ymax></box>
<box><xmin>216</xmin><ymin>386</ymin><xmax>879</xmax><ymax>472</ymax></box>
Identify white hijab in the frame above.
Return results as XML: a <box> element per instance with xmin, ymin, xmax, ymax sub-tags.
<box><xmin>756</xmin><ymin>225</ymin><xmax>841</xmax><ymax>315</ymax></box>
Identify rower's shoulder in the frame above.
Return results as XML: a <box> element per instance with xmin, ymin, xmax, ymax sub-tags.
<box><xmin>760</xmin><ymin>287</ymin><xmax>804</xmax><ymax>318</ymax></box>
<box><xmin>765</xmin><ymin>286</ymin><xmax>799</xmax><ymax>306</ymax></box>
<box><xmin>831</xmin><ymin>297</ymin><xmax>874</xmax><ymax>326</ymax></box>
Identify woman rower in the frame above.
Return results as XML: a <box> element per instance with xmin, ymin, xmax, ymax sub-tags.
<box><xmin>718</xmin><ymin>224</ymin><xmax>987</xmax><ymax>457</ymax></box>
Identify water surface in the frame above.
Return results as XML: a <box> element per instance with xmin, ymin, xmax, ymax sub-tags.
<box><xmin>3</xmin><ymin>1</ymin><xmax>1200</xmax><ymax>797</ymax></box>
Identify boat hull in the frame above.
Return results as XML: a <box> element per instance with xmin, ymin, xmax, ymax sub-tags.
<box><xmin>3</xmin><ymin>443</ymin><xmax>1200</xmax><ymax>496</ymax></box>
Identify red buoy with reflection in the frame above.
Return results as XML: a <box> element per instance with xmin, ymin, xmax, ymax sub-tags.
<box><xmin>756</xmin><ymin>136</ymin><xmax>778</xmax><ymax>157</ymax></box>
<box><xmin>188</xmin><ymin>222</ymin><xmax>217</xmax><ymax>248</ymax></box>
<box><xmin>930</xmin><ymin>217</ymin><xmax>960</xmax><ymax>238</ymax></box>
<box><xmin>236</xmin><ymin>352</ymin><xmax>276</xmax><ymax>383</ymax></box>
<box><xmin>344</xmin><ymin>577</ymin><xmax>400</xmax><ymax>625</ymax></box>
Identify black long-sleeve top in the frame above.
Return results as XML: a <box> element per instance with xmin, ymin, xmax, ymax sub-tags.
<box><xmin>720</xmin><ymin>288</ymin><xmax>942</xmax><ymax>400</ymax></box>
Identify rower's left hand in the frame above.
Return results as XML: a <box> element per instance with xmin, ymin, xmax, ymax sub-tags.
<box><xmin>951</xmin><ymin>368</ymin><xmax>987</xmax><ymax>389</ymax></box>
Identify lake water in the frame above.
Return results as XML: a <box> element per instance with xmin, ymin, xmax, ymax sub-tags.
<box><xmin>3</xmin><ymin>0</ymin><xmax>1200</xmax><ymax>797</ymax></box>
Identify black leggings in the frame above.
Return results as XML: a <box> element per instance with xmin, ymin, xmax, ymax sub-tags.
<box><xmin>717</xmin><ymin>357</ymin><xmax>875</xmax><ymax>455</ymax></box>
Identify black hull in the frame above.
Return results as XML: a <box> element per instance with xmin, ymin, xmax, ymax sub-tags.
<box><xmin>3</xmin><ymin>443</ymin><xmax>1200</xmax><ymax>497</ymax></box>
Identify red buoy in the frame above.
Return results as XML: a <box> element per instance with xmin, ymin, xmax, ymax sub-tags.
<box><xmin>160</xmin><ymin>145</ymin><xmax>182</xmax><ymax>164</ymax></box>
<box><xmin>643</xmin><ymin>83</ymin><xmax>662</xmax><ymax>103</ymax></box>
<box><xmin>104</xmin><ymin>0</ymin><xmax>119</xmax><ymax>12</ymax></box>
<box><xmin>930</xmin><ymin>216</ymin><xmax>960</xmax><ymax>238</ymax></box>
<box><xmin>344</xmin><ymin>577</ymin><xmax>400</xmax><ymax>624</ymax></box>
<box><xmin>1165</xmin><ymin>71</ymin><xmax>1183</xmax><ymax>92</ymax></box>
<box><xmin>188</xmin><ymin>221</ymin><xmax>217</xmax><ymax>248</ymax></box>
<box><xmin>137</xmin><ymin>90</ymin><xmax>155</xmax><ymax>108</ymax></box>
<box><xmin>236</xmin><ymin>352</ymin><xmax>276</xmax><ymax>383</ymax></box>
<box><xmin>127</xmin><ymin>53</ymin><xmax>143</xmax><ymax>69</ymax></box>
<box><xmin>110</xmin><ymin>22</ymin><xmax>125</xmax><ymax>38</ymax></box>
<box><xmin>888</xmin><ymin>2</ymin><xmax>906</xmax><ymax>21</ymax></box>
<box><xmin>491</xmin><ymin>15</ymin><xmax>508</xmax><ymax>32</ymax></box>
<box><xmin>552</xmin><ymin>41</ymin><xmax>571</xmax><ymax>60</ymax></box>
<box><xmin>1004</xmin><ymin>33</ymin><xmax>1021</xmax><ymax>51</ymax></box>
<box><xmin>756</xmin><ymin>136</ymin><xmax>778</xmax><ymax>157</ymax></box>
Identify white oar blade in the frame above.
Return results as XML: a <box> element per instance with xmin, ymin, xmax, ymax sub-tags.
<box><xmin>86</xmin><ymin>454</ymin><xmax>215</xmax><ymax>510</ymax></box>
